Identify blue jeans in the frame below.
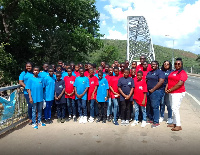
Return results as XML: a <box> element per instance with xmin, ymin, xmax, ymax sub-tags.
<box><xmin>107</xmin><ymin>98</ymin><xmax>113</xmax><ymax>116</ymax></box>
<box><xmin>134</xmin><ymin>100</ymin><xmax>147</xmax><ymax>121</ymax></box>
<box><xmin>66</xmin><ymin>98</ymin><xmax>76</xmax><ymax>116</ymax></box>
<box><xmin>112</xmin><ymin>98</ymin><xmax>119</xmax><ymax>121</ymax></box>
<box><xmin>57</xmin><ymin>103</ymin><xmax>66</xmax><ymax>119</ymax></box>
<box><xmin>32</xmin><ymin>102</ymin><xmax>43</xmax><ymax>125</ymax></box>
<box><xmin>160</xmin><ymin>93</ymin><xmax>172</xmax><ymax>118</ymax></box>
<box><xmin>44</xmin><ymin>100</ymin><xmax>53</xmax><ymax>120</ymax></box>
<box><xmin>147</xmin><ymin>89</ymin><xmax>164</xmax><ymax>124</ymax></box>
<box><xmin>24</xmin><ymin>94</ymin><xmax>32</xmax><ymax>120</ymax></box>
<box><xmin>90</xmin><ymin>99</ymin><xmax>97</xmax><ymax>118</ymax></box>
<box><xmin>77</xmin><ymin>99</ymin><xmax>87</xmax><ymax>117</ymax></box>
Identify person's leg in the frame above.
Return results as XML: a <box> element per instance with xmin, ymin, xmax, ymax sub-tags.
<box><xmin>165</xmin><ymin>93</ymin><xmax>172</xmax><ymax>119</ymax></box>
<box><xmin>160</xmin><ymin>93</ymin><xmax>165</xmax><ymax>118</ymax></box>
<box><xmin>37</xmin><ymin>102</ymin><xmax>45</xmax><ymax>126</ymax></box>
<box><xmin>71</xmin><ymin>99</ymin><xmax>76</xmax><ymax>117</ymax></box>
<box><xmin>134</xmin><ymin>100</ymin><xmax>139</xmax><ymax>121</ymax></box>
<box><xmin>107</xmin><ymin>98</ymin><xmax>111</xmax><ymax>117</ymax></box>
<box><xmin>146</xmin><ymin>92</ymin><xmax>152</xmax><ymax>120</ymax></box>
<box><xmin>112</xmin><ymin>98</ymin><xmax>118</xmax><ymax>122</ymax></box>
<box><xmin>125</xmin><ymin>100</ymin><xmax>130</xmax><ymax>121</ymax></box>
<box><xmin>86</xmin><ymin>100</ymin><xmax>90</xmax><ymax>117</ymax></box>
<box><xmin>103</xmin><ymin>102</ymin><xmax>107</xmax><ymax>121</ymax></box>
<box><xmin>32</xmin><ymin>103</ymin><xmax>37</xmax><ymax>125</ymax></box>
<box><xmin>67</xmin><ymin>98</ymin><xmax>72</xmax><ymax>117</ymax></box>
<box><xmin>24</xmin><ymin>94</ymin><xmax>32</xmax><ymax>121</ymax></box>
<box><xmin>44</xmin><ymin>101</ymin><xmax>50</xmax><ymax>120</ymax></box>
<box><xmin>90</xmin><ymin>99</ymin><xmax>95</xmax><ymax>118</ymax></box>
<box><xmin>121</xmin><ymin>100</ymin><xmax>126</xmax><ymax>121</ymax></box>
<box><xmin>56</xmin><ymin>104</ymin><xmax>61</xmax><ymax>119</ymax></box>
<box><xmin>141</xmin><ymin>106</ymin><xmax>147</xmax><ymax>121</ymax></box>
<box><xmin>77</xmin><ymin>99</ymin><xmax>82</xmax><ymax>117</ymax></box>
<box><xmin>61</xmin><ymin>103</ymin><xmax>66</xmax><ymax>119</ymax></box>
<box><xmin>48</xmin><ymin>100</ymin><xmax>53</xmax><ymax>120</ymax></box>
<box><xmin>82</xmin><ymin>99</ymin><xmax>87</xmax><ymax>117</ymax></box>
<box><xmin>97</xmin><ymin>102</ymin><xmax>102</xmax><ymax>121</ymax></box>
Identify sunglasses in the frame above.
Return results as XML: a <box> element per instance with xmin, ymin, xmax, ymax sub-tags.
<box><xmin>164</xmin><ymin>63</ymin><xmax>169</xmax><ymax>66</ymax></box>
<box><xmin>174</xmin><ymin>63</ymin><xmax>181</xmax><ymax>66</ymax></box>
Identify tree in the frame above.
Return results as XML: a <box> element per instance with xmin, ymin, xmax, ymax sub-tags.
<box><xmin>0</xmin><ymin>0</ymin><xmax>103</xmax><ymax>84</ymax></box>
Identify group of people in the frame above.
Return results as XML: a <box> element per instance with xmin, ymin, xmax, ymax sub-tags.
<box><xmin>19</xmin><ymin>55</ymin><xmax>188</xmax><ymax>131</ymax></box>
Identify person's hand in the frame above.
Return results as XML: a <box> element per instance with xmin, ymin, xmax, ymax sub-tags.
<box><xmin>142</xmin><ymin>99</ymin><xmax>145</xmax><ymax>106</ymax></box>
<box><xmin>29</xmin><ymin>98</ymin><xmax>33</xmax><ymax>104</ymax></box>
<box><xmin>91</xmin><ymin>93</ymin><xmax>94</xmax><ymax>99</ymax></box>
<box><xmin>125</xmin><ymin>95</ymin><xmax>129</xmax><ymax>100</ymax></box>
<box><xmin>105</xmin><ymin>97</ymin><xmax>108</xmax><ymax>101</ymax></box>
<box><xmin>149</xmin><ymin>89</ymin><xmax>154</xmax><ymax>93</ymax></box>
<box><xmin>166</xmin><ymin>89</ymin><xmax>171</xmax><ymax>94</ymax></box>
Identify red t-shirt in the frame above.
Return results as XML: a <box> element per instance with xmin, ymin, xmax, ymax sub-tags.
<box><xmin>168</xmin><ymin>70</ymin><xmax>188</xmax><ymax>93</ymax></box>
<box><xmin>64</xmin><ymin>76</ymin><xmax>76</xmax><ymax>99</ymax></box>
<box><xmin>110</xmin><ymin>75</ymin><xmax>120</xmax><ymax>99</ymax></box>
<box><xmin>74</xmin><ymin>71</ymin><xmax>80</xmax><ymax>77</ymax></box>
<box><xmin>119</xmin><ymin>71</ymin><xmax>124</xmax><ymax>78</ymax></box>
<box><xmin>133</xmin><ymin>79</ymin><xmax>148</xmax><ymax>106</ymax></box>
<box><xmin>84</xmin><ymin>70</ymin><xmax>90</xmax><ymax>77</ymax></box>
<box><xmin>88</xmin><ymin>76</ymin><xmax>99</xmax><ymax>100</ymax></box>
<box><xmin>105</xmin><ymin>75</ymin><xmax>113</xmax><ymax>97</ymax></box>
<box><xmin>136</xmin><ymin>64</ymin><xmax>152</xmax><ymax>72</ymax></box>
<box><xmin>142</xmin><ymin>70</ymin><xmax>149</xmax><ymax>80</ymax></box>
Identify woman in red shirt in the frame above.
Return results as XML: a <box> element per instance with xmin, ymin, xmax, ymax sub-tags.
<box><xmin>165</xmin><ymin>58</ymin><xmax>188</xmax><ymax>131</ymax></box>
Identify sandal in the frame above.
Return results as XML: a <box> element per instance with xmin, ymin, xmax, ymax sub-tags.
<box><xmin>171</xmin><ymin>126</ymin><xmax>182</xmax><ymax>131</ymax></box>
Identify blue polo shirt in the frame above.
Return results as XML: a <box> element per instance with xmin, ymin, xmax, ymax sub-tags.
<box><xmin>163</xmin><ymin>70</ymin><xmax>173</xmax><ymax>87</ymax></box>
<box><xmin>39</xmin><ymin>71</ymin><xmax>49</xmax><ymax>79</ymax></box>
<box><xmin>74</xmin><ymin>76</ymin><xmax>89</xmax><ymax>100</ymax></box>
<box><xmin>61</xmin><ymin>71</ymin><xmax>76</xmax><ymax>79</ymax></box>
<box><xmin>97</xmin><ymin>78</ymin><xmax>109</xmax><ymax>102</ymax></box>
<box><xmin>55</xmin><ymin>80</ymin><xmax>66</xmax><ymax>104</ymax></box>
<box><xmin>44</xmin><ymin>75</ymin><xmax>56</xmax><ymax>101</ymax></box>
<box><xmin>25</xmin><ymin>76</ymin><xmax>44</xmax><ymax>103</ymax></box>
<box><xmin>19</xmin><ymin>71</ymin><xmax>34</xmax><ymax>94</ymax></box>
<box><xmin>146</xmin><ymin>69</ymin><xmax>165</xmax><ymax>90</ymax></box>
<box><xmin>118</xmin><ymin>77</ymin><xmax>135</xmax><ymax>101</ymax></box>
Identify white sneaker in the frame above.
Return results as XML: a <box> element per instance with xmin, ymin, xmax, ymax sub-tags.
<box><xmin>125</xmin><ymin>120</ymin><xmax>129</xmax><ymax>126</ymax></box>
<box><xmin>79</xmin><ymin>116</ymin><xmax>83</xmax><ymax>124</ymax></box>
<box><xmin>121</xmin><ymin>120</ymin><xmax>126</xmax><ymax>126</ymax></box>
<box><xmin>83</xmin><ymin>116</ymin><xmax>87</xmax><ymax>124</ymax></box>
<box><xmin>88</xmin><ymin>117</ymin><xmax>94</xmax><ymax>123</ymax></box>
<box><xmin>167</xmin><ymin>118</ymin><xmax>173</xmax><ymax>124</ymax></box>
<box><xmin>159</xmin><ymin>117</ymin><xmax>164</xmax><ymax>123</ymax></box>
<box><xmin>131</xmin><ymin>120</ymin><xmax>138</xmax><ymax>126</ymax></box>
<box><xmin>141</xmin><ymin>121</ymin><xmax>147</xmax><ymax>128</ymax></box>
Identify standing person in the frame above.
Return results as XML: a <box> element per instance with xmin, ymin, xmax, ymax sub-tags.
<box><xmin>146</xmin><ymin>61</ymin><xmax>165</xmax><ymax>128</ymax></box>
<box><xmin>39</xmin><ymin>63</ymin><xmax>49</xmax><ymax>79</ymax></box>
<box><xmin>74</xmin><ymin>67</ymin><xmax>89</xmax><ymax>124</ymax></box>
<box><xmin>92</xmin><ymin>63</ymin><xmax>97</xmax><ymax>74</ymax></box>
<box><xmin>109</xmin><ymin>67</ymin><xmax>121</xmax><ymax>125</ymax></box>
<box><xmin>131</xmin><ymin>61</ymin><xmax>137</xmax><ymax>69</ymax></box>
<box><xmin>43</xmin><ymin>66</ymin><xmax>56</xmax><ymax>124</ymax></box>
<box><xmin>131</xmin><ymin>71</ymin><xmax>148</xmax><ymax>127</ymax></box>
<box><xmin>19</xmin><ymin>62</ymin><xmax>34</xmax><ymax>125</ymax></box>
<box><xmin>26</xmin><ymin>66</ymin><xmax>46</xmax><ymax>129</ymax></box>
<box><xmin>96</xmin><ymin>71</ymin><xmax>109</xmax><ymax>123</ymax></box>
<box><xmin>142</xmin><ymin>61</ymin><xmax>149</xmax><ymax>80</ymax></box>
<box><xmin>64</xmin><ymin>67</ymin><xmax>77</xmax><ymax>122</ymax></box>
<box><xmin>125</xmin><ymin>60</ymin><xmax>129</xmax><ymax>68</ymax></box>
<box><xmin>88</xmin><ymin>68</ymin><xmax>99</xmax><ymax>123</ymax></box>
<box><xmin>118</xmin><ymin>68</ymin><xmax>135</xmax><ymax>126</ymax></box>
<box><xmin>74</xmin><ymin>64</ymin><xmax>80</xmax><ymax>77</ymax></box>
<box><xmin>101</xmin><ymin>61</ymin><xmax>106</xmax><ymax>72</ymax></box>
<box><xmin>136</xmin><ymin>55</ymin><xmax>152</xmax><ymax>72</ymax></box>
<box><xmin>166</xmin><ymin>58</ymin><xmax>188</xmax><ymax>131</ymax></box>
<box><xmin>104</xmin><ymin>64</ymin><xmax>109</xmax><ymax>75</ymax></box>
<box><xmin>62</xmin><ymin>65</ymin><xmax>76</xmax><ymax>79</ymax></box>
<box><xmin>55</xmin><ymin>71</ymin><xmax>66</xmax><ymax>123</ymax></box>
<box><xmin>159</xmin><ymin>61</ymin><xmax>173</xmax><ymax>123</ymax></box>
<box><xmin>119</xmin><ymin>62</ymin><xmax>125</xmax><ymax>77</ymax></box>
<box><xmin>84</xmin><ymin>63</ymin><xmax>90</xmax><ymax>77</ymax></box>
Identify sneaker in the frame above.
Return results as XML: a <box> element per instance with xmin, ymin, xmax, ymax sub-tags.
<box><xmin>79</xmin><ymin>116</ymin><xmax>83</xmax><ymax>124</ymax></box>
<box><xmin>83</xmin><ymin>116</ymin><xmax>87</xmax><ymax>124</ymax></box>
<box><xmin>107</xmin><ymin>116</ymin><xmax>111</xmax><ymax>122</ymax></box>
<box><xmin>141</xmin><ymin>121</ymin><xmax>147</xmax><ymax>128</ymax></box>
<box><xmin>121</xmin><ymin>120</ymin><xmax>126</xmax><ymax>126</ymax></box>
<box><xmin>48</xmin><ymin>119</ymin><xmax>53</xmax><ymax>124</ymax></box>
<box><xmin>125</xmin><ymin>120</ymin><xmax>129</xmax><ymax>126</ymax></box>
<box><xmin>151</xmin><ymin>123</ymin><xmax>160</xmax><ymax>128</ymax></box>
<box><xmin>96</xmin><ymin>118</ymin><xmax>101</xmax><ymax>123</ymax></box>
<box><xmin>146</xmin><ymin>120</ymin><xmax>153</xmax><ymax>124</ymax></box>
<box><xmin>61</xmin><ymin>118</ymin><xmax>65</xmax><ymax>123</ymax></box>
<box><xmin>32</xmin><ymin>124</ymin><xmax>38</xmax><ymax>129</ymax></box>
<box><xmin>73</xmin><ymin>115</ymin><xmax>77</xmax><ymax>122</ymax></box>
<box><xmin>38</xmin><ymin>122</ymin><xmax>46</xmax><ymax>127</ymax></box>
<box><xmin>167</xmin><ymin>118</ymin><xmax>173</xmax><ymax>124</ymax></box>
<box><xmin>113</xmin><ymin>120</ymin><xmax>119</xmax><ymax>125</ymax></box>
<box><xmin>131</xmin><ymin>120</ymin><xmax>138</xmax><ymax>126</ymax></box>
<box><xmin>159</xmin><ymin>117</ymin><xmax>164</xmax><ymax>123</ymax></box>
<box><xmin>57</xmin><ymin>118</ymin><xmax>61</xmax><ymax>123</ymax></box>
<box><xmin>102</xmin><ymin>119</ymin><xmax>106</xmax><ymax>123</ymax></box>
<box><xmin>88</xmin><ymin>117</ymin><xmax>94</xmax><ymax>123</ymax></box>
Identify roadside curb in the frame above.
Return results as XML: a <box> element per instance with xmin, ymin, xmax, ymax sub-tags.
<box><xmin>187</xmin><ymin>73</ymin><xmax>200</xmax><ymax>77</ymax></box>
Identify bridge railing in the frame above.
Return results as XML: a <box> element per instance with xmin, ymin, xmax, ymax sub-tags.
<box><xmin>0</xmin><ymin>85</ymin><xmax>28</xmax><ymax>135</ymax></box>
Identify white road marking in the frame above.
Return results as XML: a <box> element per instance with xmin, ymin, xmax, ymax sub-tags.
<box><xmin>186</xmin><ymin>92</ymin><xmax>200</xmax><ymax>106</ymax></box>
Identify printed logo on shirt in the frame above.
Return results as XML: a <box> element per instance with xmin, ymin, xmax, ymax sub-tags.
<box><xmin>91</xmin><ymin>81</ymin><xmax>94</xmax><ymax>84</ymax></box>
<box><xmin>59</xmin><ymin>85</ymin><xmax>63</xmax><ymax>88</ymax></box>
<box><xmin>152</xmin><ymin>73</ymin><xmax>156</xmax><ymax>76</ymax></box>
<box><xmin>165</xmin><ymin>73</ymin><xmax>169</xmax><ymax>76</ymax></box>
<box><xmin>70</xmin><ymin>81</ymin><xmax>74</xmax><ymax>84</ymax></box>
<box><xmin>128</xmin><ymin>82</ymin><xmax>131</xmax><ymax>85</ymax></box>
<box><xmin>173</xmin><ymin>74</ymin><xmax>176</xmax><ymax>76</ymax></box>
<box><xmin>39</xmin><ymin>81</ymin><xmax>42</xmax><ymax>84</ymax></box>
<box><xmin>139</xmin><ymin>68</ymin><xmax>141</xmax><ymax>71</ymax></box>
<box><xmin>139</xmin><ymin>86</ymin><xmax>143</xmax><ymax>90</ymax></box>
<box><xmin>82</xmin><ymin>81</ymin><xmax>85</xmax><ymax>84</ymax></box>
<box><xmin>101</xmin><ymin>83</ymin><xmax>105</xmax><ymax>86</ymax></box>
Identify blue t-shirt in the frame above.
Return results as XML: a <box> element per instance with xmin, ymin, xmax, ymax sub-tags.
<box><xmin>146</xmin><ymin>69</ymin><xmax>165</xmax><ymax>90</ymax></box>
<box><xmin>95</xmin><ymin>73</ymin><xmax>106</xmax><ymax>79</ymax></box>
<box><xmin>118</xmin><ymin>77</ymin><xmax>135</xmax><ymax>101</ymax></box>
<box><xmin>73</xmin><ymin>76</ymin><xmax>89</xmax><ymax>100</ymax></box>
<box><xmin>39</xmin><ymin>71</ymin><xmax>49</xmax><ymax>79</ymax></box>
<box><xmin>44</xmin><ymin>75</ymin><xmax>56</xmax><ymax>101</ymax></box>
<box><xmin>61</xmin><ymin>71</ymin><xmax>76</xmax><ymax>79</ymax></box>
<box><xmin>25</xmin><ymin>76</ymin><xmax>44</xmax><ymax>103</ymax></box>
<box><xmin>97</xmin><ymin>78</ymin><xmax>109</xmax><ymax>102</ymax></box>
<box><xmin>163</xmin><ymin>70</ymin><xmax>173</xmax><ymax>87</ymax></box>
<box><xmin>19</xmin><ymin>71</ymin><xmax>34</xmax><ymax>94</ymax></box>
<box><xmin>55</xmin><ymin>80</ymin><xmax>65</xmax><ymax>104</ymax></box>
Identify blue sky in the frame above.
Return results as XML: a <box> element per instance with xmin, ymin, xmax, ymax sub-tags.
<box><xmin>95</xmin><ymin>0</ymin><xmax>200</xmax><ymax>54</ymax></box>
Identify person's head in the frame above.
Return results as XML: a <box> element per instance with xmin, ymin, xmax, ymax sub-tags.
<box><xmin>114</xmin><ymin>60</ymin><xmax>118</xmax><ymax>66</ymax></box>
<box><xmin>98</xmin><ymin>66</ymin><xmax>103</xmax><ymax>71</ymax></box>
<box><xmin>56</xmin><ymin>71</ymin><xmax>62</xmax><ymax>81</ymax></box>
<box><xmin>79</xmin><ymin>67</ymin><xmax>85</xmax><ymax>77</ymax></box>
<box><xmin>125</xmin><ymin>60</ymin><xmax>129</xmax><ymax>68</ymax></box>
<box><xmin>75</xmin><ymin>65</ymin><xmax>79</xmax><ymax>71</ymax></box>
<box><xmin>58</xmin><ymin>60</ymin><xmax>63</xmax><ymax>66</ymax></box>
<box><xmin>108</xmin><ymin>67</ymin><xmax>113</xmax><ymax>76</ymax></box>
<box><xmin>43</xmin><ymin>63</ymin><xmax>48</xmax><ymax>71</ymax></box>
<box><xmin>175</xmin><ymin>58</ymin><xmax>183</xmax><ymax>71</ymax></box>
<box><xmin>101</xmin><ymin>61</ymin><xmax>106</xmax><ymax>68</ymax></box>
<box><xmin>131</xmin><ymin>68</ymin><xmax>136</xmax><ymax>77</ymax></box>
<box><xmin>66</xmin><ymin>67</ymin><xmax>72</xmax><ymax>76</ymax></box>
<box><xmin>89</xmin><ymin>68</ymin><xmax>94</xmax><ymax>76</ymax></box>
<box><xmin>84</xmin><ymin>63</ymin><xmax>88</xmax><ymax>70</ymax></box>
<box><xmin>88</xmin><ymin>63</ymin><xmax>92</xmax><ymax>69</ymax></box>
<box><xmin>56</xmin><ymin>65</ymin><xmax>62</xmax><ymax>72</ymax></box>
<box><xmin>161</xmin><ymin>60</ymin><xmax>172</xmax><ymax>71</ymax></box>
<box><xmin>140</xmin><ymin>55</ymin><xmax>146</xmax><ymax>64</ymax></box>
<box><xmin>65</xmin><ymin>64</ymin><xmax>70</xmax><ymax>70</ymax></box>
<box><xmin>143</xmin><ymin>61</ymin><xmax>148</xmax><ymax>70</ymax></box>
<box><xmin>51</xmin><ymin>64</ymin><xmax>55</xmax><ymax>70</ymax></box>
<box><xmin>151</xmin><ymin>61</ymin><xmax>159</xmax><ymax>70</ymax></box>
<box><xmin>105</xmin><ymin>64</ymin><xmax>109</xmax><ymax>72</ymax></box>
<box><xmin>48</xmin><ymin>66</ymin><xmax>54</xmax><ymax>77</ymax></box>
<box><xmin>114</xmin><ymin>66</ymin><xmax>119</xmax><ymax>76</ymax></box>
<box><xmin>137</xmin><ymin>71</ymin><xmax>143</xmax><ymax>81</ymax></box>
<box><xmin>120</xmin><ymin>63</ymin><xmax>125</xmax><ymax>72</ymax></box>
<box><xmin>78</xmin><ymin>63</ymin><xmax>83</xmax><ymax>68</ymax></box>
<box><xmin>70</xmin><ymin>62</ymin><xmax>75</xmax><ymax>71</ymax></box>
<box><xmin>112</xmin><ymin>63</ymin><xmax>115</xmax><ymax>68</ymax></box>
<box><xmin>131</xmin><ymin>61</ymin><xmax>137</xmax><ymax>68</ymax></box>
<box><xmin>33</xmin><ymin>66</ymin><xmax>40</xmax><ymax>76</ymax></box>
<box><xmin>25</xmin><ymin>62</ymin><xmax>33</xmax><ymax>73</ymax></box>
<box><xmin>124</xmin><ymin>68</ymin><xmax>130</xmax><ymax>78</ymax></box>
<box><xmin>98</xmin><ymin>70</ymin><xmax>103</xmax><ymax>79</ymax></box>
<box><xmin>92</xmin><ymin>63</ymin><xmax>96</xmax><ymax>69</ymax></box>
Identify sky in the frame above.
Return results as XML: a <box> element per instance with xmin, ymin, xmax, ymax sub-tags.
<box><xmin>96</xmin><ymin>0</ymin><xmax>200</xmax><ymax>54</ymax></box>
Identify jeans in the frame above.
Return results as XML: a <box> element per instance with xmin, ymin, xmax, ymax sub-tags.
<box><xmin>147</xmin><ymin>89</ymin><xmax>164</xmax><ymax>124</ymax></box>
<box><xmin>98</xmin><ymin>102</ymin><xmax>107</xmax><ymax>120</ymax></box>
<box><xmin>169</xmin><ymin>92</ymin><xmax>185</xmax><ymax>126</ymax></box>
<box><xmin>24</xmin><ymin>94</ymin><xmax>32</xmax><ymax>120</ymax></box>
<box><xmin>160</xmin><ymin>93</ymin><xmax>172</xmax><ymax>118</ymax></box>
<box><xmin>134</xmin><ymin>100</ymin><xmax>147</xmax><ymax>121</ymax></box>
<box><xmin>112</xmin><ymin>98</ymin><xmax>119</xmax><ymax>121</ymax></box>
<box><xmin>90</xmin><ymin>99</ymin><xmax>97</xmax><ymax>118</ymax></box>
<box><xmin>57</xmin><ymin>103</ymin><xmax>66</xmax><ymax>119</ymax></box>
<box><xmin>32</xmin><ymin>102</ymin><xmax>43</xmax><ymax>125</ymax></box>
<box><xmin>44</xmin><ymin>100</ymin><xmax>53</xmax><ymax>120</ymax></box>
<box><xmin>77</xmin><ymin>99</ymin><xmax>87</xmax><ymax>117</ymax></box>
<box><xmin>66</xmin><ymin>98</ymin><xmax>76</xmax><ymax>116</ymax></box>
<box><xmin>107</xmin><ymin>98</ymin><xmax>113</xmax><ymax>116</ymax></box>
<box><xmin>121</xmin><ymin>100</ymin><xmax>131</xmax><ymax>121</ymax></box>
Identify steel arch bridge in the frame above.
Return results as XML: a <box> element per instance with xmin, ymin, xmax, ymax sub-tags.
<box><xmin>127</xmin><ymin>16</ymin><xmax>155</xmax><ymax>63</ymax></box>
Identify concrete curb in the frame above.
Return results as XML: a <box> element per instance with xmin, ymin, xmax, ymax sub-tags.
<box><xmin>187</xmin><ymin>73</ymin><xmax>200</xmax><ymax>77</ymax></box>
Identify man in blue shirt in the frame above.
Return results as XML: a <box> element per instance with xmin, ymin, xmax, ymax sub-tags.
<box><xmin>39</xmin><ymin>63</ymin><xmax>49</xmax><ymax>79</ymax></box>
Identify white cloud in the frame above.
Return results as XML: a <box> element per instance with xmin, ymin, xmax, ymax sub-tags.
<box><xmin>100</xmin><ymin>13</ymin><xmax>110</xmax><ymax>20</ymax></box>
<box><xmin>101</xmin><ymin>20</ymin><xmax>107</xmax><ymax>26</ymax></box>
<box><xmin>104</xmin><ymin>30</ymin><xmax>127</xmax><ymax>40</ymax></box>
<box><xmin>102</xmin><ymin>0</ymin><xmax>134</xmax><ymax>9</ymax></box>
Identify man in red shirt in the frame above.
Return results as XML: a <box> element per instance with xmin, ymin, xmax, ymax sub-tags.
<box><xmin>119</xmin><ymin>62</ymin><xmax>125</xmax><ymax>78</ymax></box>
<box><xmin>64</xmin><ymin>67</ymin><xmax>77</xmax><ymax>122</ymax></box>
<box><xmin>136</xmin><ymin>55</ymin><xmax>152</xmax><ymax>72</ymax></box>
<box><xmin>74</xmin><ymin>64</ymin><xmax>80</xmax><ymax>77</ymax></box>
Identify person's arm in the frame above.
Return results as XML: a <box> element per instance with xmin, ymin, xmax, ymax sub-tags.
<box><xmin>69</xmin><ymin>89</ymin><xmax>75</xmax><ymax>96</ymax></box>
<box><xmin>126</xmin><ymin>87</ymin><xmax>134</xmax><ymax>99</ymax></box>
<box><xmin>149</xmin><ymin>78</ymin><xmax>164</xmax><ymax>93</ymax></box>
<box><xmin>58</xmin><ymin>88</ymin><xmax>65</xmax><ymax>99</ymax></box>
<box><xmin>27</xmin><ymin>89</ymin><xmax>33</xmax><ymax>104</ymax></box>
<box><xmin>142</xmin><ymin>92</ymin><xmax>147</xmax><ymax>106</ymax></box>
<box><xmin>166</xmin><ymin>81</ymin><xmax>184</xmax><ymax>93</ymax></box>
<box><xmin>118</xmin><ymin>87</ymin><xmax>128</xmax><ymax>99</ymax></box>
<box><xmin>80</xmin><ymin>87</ymin><xmax>89</xmax><ymax>98</ymax></box>
<box><xmin>19</xmin><ymin>80</ymin><xmax>26</xmax><ymax>87</ymax></box>
<box><xmin>91</xmin><ymin>86</ymin><xmax>97</xmax><ymax>99</ymax></box>
<box><xmin>109</xmin><ymin>86</ymin><xmax>120</xmax><ymax>96</ymax></box>
<box><xmin>105</xmin><ymin>89</ymin><xmax>108</xmax><ymax>101</ymax></box>
<box><xmin>165</xmin><ymin>84</ymin><xmax>168</xmax><ymax>93</ymax></box>
<box><xmin>74</xmin><ymin>87</ymin><xmax>81</xmax><ymax>98</ymax></box>
<box><xmin>55</xmin><ymin>92</ymin><xmax>59</xmax><ymax>100</ymax></box>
